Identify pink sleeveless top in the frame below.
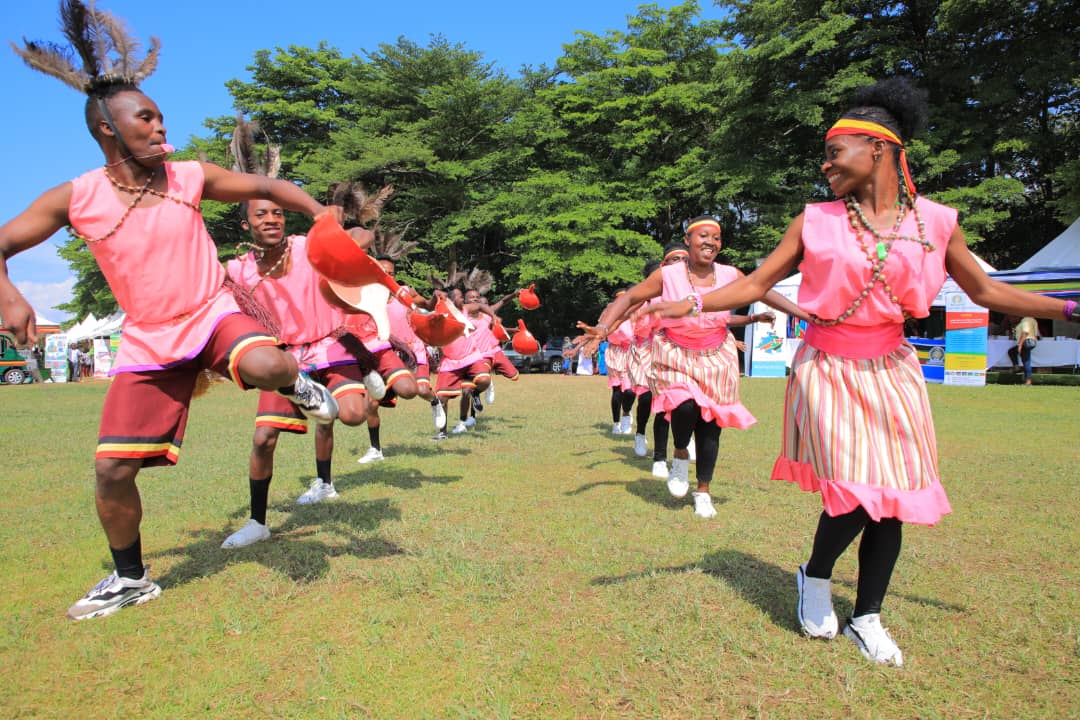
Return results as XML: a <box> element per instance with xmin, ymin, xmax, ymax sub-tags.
<box><xmin>798</xmin><ymin>197</ymin><xmax>955</xmax><ymax>358</ymax></box>
<box><xmin>68</xmin><ymin>162</ymin><xmax>242</xmax><ymax>373</ymax></box>
<box><xmin>467</xmin><ymin>313</ymin><xmax>499</xmax><ymax>356</ymax></box>
<box><xmin>387</xmin><ymin>292</ymin><xmax>428</xmax><ymax>363</ymax></box>
<box><xmin>226</xmin><ymin>235</ymin><xmax>345</xmax><ymax>346</ymax></box>
<box><xmin>659</xmin><ymin>261</ymin><xmax>738</xmax><ymax>349</ymax></box>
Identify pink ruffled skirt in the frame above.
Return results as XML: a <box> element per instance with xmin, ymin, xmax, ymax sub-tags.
<box><xmin>605</xmin><ymin>342</ymin><xmax>632</xmax><ymax>391</ymax></box>
<box><xmin>771</xmin><ymin>341</ymin><xmax>952</xmax><ymax>525</ymax></box>
<box><xmin>648</xmin><ymin>332</ymin><xmax>755</xmax><ymax>429</ymax></box>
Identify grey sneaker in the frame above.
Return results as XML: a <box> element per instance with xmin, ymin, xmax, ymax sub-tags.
<box><xmin>797</xmin><ymin>564</ymin><xmax>838</xmax><ymax>639</ymax></box>
<box><xmin>282</xmin><ymin>372</ymin><xmax>338</xmax><ymax>425</ymax></box>
<box><xmin>67</xmin><ymin>566</ymin><xmax>162</xmax><ymax>620</ymax></box>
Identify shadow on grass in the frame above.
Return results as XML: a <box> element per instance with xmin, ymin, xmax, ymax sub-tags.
<box><xmin>565</xmin><ymin>477</ymin><xmax>730</xmax><ymax>512</ymax></box>
<box><xmin>339</xmin><ymin>468</ymin><xmax>464</xmax><ymax>491</ymax></box>
<box><xmin>149</xmin><ymin>497</ymin><xmax>405</xmax><ymax>588</ymax></box>
<box><xmin>591</xmin><ymin>549</ymin><xmax>966</xmax><ymax>632</ymax></box>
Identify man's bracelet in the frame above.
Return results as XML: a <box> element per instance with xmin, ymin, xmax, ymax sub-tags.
<box><xmin>685</xmin><ymin>293</ymin><xmax>702</xmax><ymax>316</ymax></box>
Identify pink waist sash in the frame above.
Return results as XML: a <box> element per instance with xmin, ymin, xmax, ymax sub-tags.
<box><xmin>803</xmin><ymin>322</ymin><xmax>904</xmax><ymax>359</ymax></box>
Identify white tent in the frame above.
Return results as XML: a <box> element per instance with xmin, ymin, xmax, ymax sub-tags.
<box><xmin>65</xmin><ymin>312</ymin><xmax>125</xmax><ymax>343</ymax></box>
<box><xmin>1016</xmin><ymin>216</ymin><xmax>1080</xmax><ymax>271</ymax></box>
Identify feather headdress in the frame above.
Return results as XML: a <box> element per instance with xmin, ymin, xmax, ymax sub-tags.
<box><xmin>369</xmin><ymin>224</ymin><xmax>419</xmax><ymax>262</ymax></box>
<box><xmin>464</xmin><ymin>267</ymin><xmax>494</xmax><ymax>296</ymax></box>
<box><xmin>228</xmin><ymin>114</ymin><xmax>281</xmax><ymax>179</ymax></box>
<box><xmin>11</xmin><ymin>0</ymin><xmax>160</xmax><ymax>95</ymax></box>
<box><xmin>427</xmin><ymin>262</ymin><xmax>469</xmax><ymax>291</ymax></box>
<box><xmin>328</xmin><ymin>181</ymin><xmax>395</xmax><ymax>228</ymax></box>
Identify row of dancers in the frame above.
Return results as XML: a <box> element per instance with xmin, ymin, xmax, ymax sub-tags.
<box><xmin>3</xmin><ymin>4</ymin><xmax>1076</xmax><ymax>671</ymax></box>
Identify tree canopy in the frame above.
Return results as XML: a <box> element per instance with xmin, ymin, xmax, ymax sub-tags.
<box><xmin>59</xmin><ymin>0</ymin><xmax>1080</xmax><ymax>338</ymax></box>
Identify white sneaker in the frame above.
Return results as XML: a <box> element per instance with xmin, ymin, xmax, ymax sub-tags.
<box><xmin>464</xmin><ymin>416</ymin><xmax>476</xmax><ymax>428</ymax></box>
<box><xmin>363</xmin><ymin>370</ymin><xmax>387</xmax><ymax>401</ymax></box>
<box><xmin>633</xmin><ymin>433</ymin><xmax>648</xmax><ymax>457</ymax></box>
<box><xmin>357</xmin><ymin>447</ymin><xmax>385</xmax><ymax>464</ymax></box>
<box><xmin>668</xmin><ymin>457</ymin><xmax>690</xmax><ymax>498</ymax></box>
<box><xmin>296</xmin><ymin>478</ymin><xmax>338</xmax><ymax>505</ymax></box>
<box><xmin>282</xmin><ymin>372</ymin><xmax>338</xmax><ymax>425</ymax></box>
<box><xmin>797</xmin><ymin>564</ymin><xmax>838</xmax><ymax>639</ymax></box>
<box><xmin>612</xmin><ymin>422</ymin><xmax>621</xmax><ymax>435</ymax></box>
<box><xmin>687</xmin><ymin>441</ymin><xmax>697</xmax><ymax>462</ymax></box>
<box><xmin>222</xmin><ymin>519</ymin><xmax>271</xmax><ymax>549</ymax></box>
<box><xmin>692</xmin><ymin>491</ymin><xmax>717</xmax><ymax>518</ymax></box>
<box><xmin>486</xmin><ymin>382</ymin><xmax>495</xmax><ymax>404</ymax></box>
<box><xmin>432</xmin><ymin>401</ymin><xmax>446</xmax><ymax>429</ymax></box>
<box><xmin>618</xmin><ymin>415</ymin><xmax>633</xmax><ymax>435</ymax></box>
<box><xmin>450</xmin><ymin>420</ymin><xmax>468</xmax><ymax>434</ymax></box>
<box><xmin>844</xmin><ymin>614</ymin><xmax>903</xmax><ymax>666</ymax></box>
<box><xmin>651</xmin><ymin>460</ymin><xmax>669</xmax><ymax>479</ymax></box>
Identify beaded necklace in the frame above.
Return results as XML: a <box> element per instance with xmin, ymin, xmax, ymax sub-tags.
<box><xmin>684</xmin><ymin>260</ymin><xmax>716</xmax><ymax>290</ymax></box>
<box><xmin>70</xmin><ymin>165</ymin><xmax>202</xmax><ymax>244</ymax></box>
<box><xmin>812</xmin><ymin>192</ymin><xmax>933</xmax><ymax>327</ymax></box>
<box><xmin>244</xmin><ymin>237</ymin><xmax>292</xmax><ymax>290</ymax></box>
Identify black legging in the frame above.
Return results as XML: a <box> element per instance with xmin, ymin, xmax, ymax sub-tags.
<box><xmin>805</xmin><ymin>507</ymin><xmax>903</xmax><ymax>617</ymax></box>
<box><xmin>635</xmin><ymin>391</ymin><xmax>652</xmax><ymax>435</ymax></box>
<box><xmin>610</xmin><ymin>387</ymin><xmax>636</xmax><ymax>423</ymax></box>
<box><xmin>652</xmin><ymin>413</ymin><xmax>669</xmax><ymax>462</ymax></box>
<box><xmin>669</xmin><ymin>399</ymin><xmax>721</xmax><ymax>484</ymax></box>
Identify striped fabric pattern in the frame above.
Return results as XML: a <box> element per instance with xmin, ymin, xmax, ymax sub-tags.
<box><xmin>649</xmin><ymin>331</ymin><xmax>742</xmax><ymax>409</ymax></box>
<box><xmin>780</xmin><ymin>341</ymin><xmax>939</xmax><ymax>492</ymax></box>
<box><xmin>627</xmin><ymin>339</ymin><xmax>652</xmax><ymax>395</ymax></box>
<box><xmin>605</xmin><ymin>343</ymin><xmax>632</xmax><ymax>390</ymax></box>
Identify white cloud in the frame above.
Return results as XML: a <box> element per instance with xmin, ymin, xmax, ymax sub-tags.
<box><xmin>13</xmin><ymin>278</ymin><xmax>75</xmax><ymax>323</ymax></box>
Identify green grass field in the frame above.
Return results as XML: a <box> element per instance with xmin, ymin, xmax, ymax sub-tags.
<box><xmin>0</xmin><ymin>375</ymin><xmax>1076</xmax><ymax>719</ymax></box>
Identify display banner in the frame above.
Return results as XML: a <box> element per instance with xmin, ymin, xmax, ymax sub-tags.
<box><xmin>93</xmin><ymin>337</ymin><xmax>112</xmax><ymax>378</ymax></box>
<box><xmin>943</xmin><ymin>291</ymin><xmax>989</xmax><ymax>386</ymax></box>
<box><xmin>746</xmin><ymin>282</ymin><xmax>801</xmax><ymax>378</ymax></box>
<box><xmin>44</xmin><ymin>333</ymin><xmax>68</xmax><ymax>383</ymax></box>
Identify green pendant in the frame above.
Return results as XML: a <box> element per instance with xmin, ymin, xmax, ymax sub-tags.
<box><xmin>876</xmin><ymin>241</ymin><xmax>887</xmax><ymax>261</ymax></box>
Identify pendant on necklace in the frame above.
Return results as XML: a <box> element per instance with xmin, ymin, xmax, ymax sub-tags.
<box><xmin>876</xmin><ymin>241</ymin><xmax>887</xmax><ymax>261</ymax></box>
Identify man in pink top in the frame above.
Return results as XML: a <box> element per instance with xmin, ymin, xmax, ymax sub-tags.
<box><xmin>221</xmin><ymin>198</ymin><xmax>391</xmax><ymax>548</ymax></box>
<box><xmin>432</xmin><ymin>287</ymin><xmax>498</xmax><ymax>439</ymax></box>
<box><xmin>2</xmin><ymin>3</ymin><xmax>339</xmax><ymax>620</ymax></box>
<box><xmin>461</xmin><ymin>285</ymin><xmax>520</xmax><ymax>426</ymax></box>
<box><xmin>354</xmin><ymin>254</ymin><xmax>445</xmax><ymax>464</ymax></box>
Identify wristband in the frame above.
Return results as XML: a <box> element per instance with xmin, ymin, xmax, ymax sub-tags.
<box><xmin>685</xmin><ymin>293</ymin><xmax>702</xmax><ymax>316</ymax></box>
<box><xmin>1064</xmin><ymin>300</ymin><xmax>1078</xmax><ymax>321</ymax></box>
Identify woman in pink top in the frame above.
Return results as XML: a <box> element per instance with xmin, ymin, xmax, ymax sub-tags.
<box><xmin>1</xmin><ymin>3</ymin><xmax>342</xmax><ymax>620</ymax></box>
<box><xmin>588</xmin><ymin>217</ymin><xmax>805</xmax><ymax>519</ymax></box>
<box><xmin>649</xmin><ymin>78</ymin><xmax>1079</xmax><ymax>666</ymax></box>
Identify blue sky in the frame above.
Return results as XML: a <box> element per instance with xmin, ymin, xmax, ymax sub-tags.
<box><xmin>2</xmin><ymin>0</ymin><xmax>724</xmax><ymax>322</ymax></box>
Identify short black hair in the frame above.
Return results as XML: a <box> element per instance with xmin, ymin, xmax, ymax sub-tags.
<box><xmin>663</xmin><ymin>240</ymin><xmax>689</xmax><ymax>256</ymax></box>
<box><xmin>375</xmin><ymin>254</ymin><xmax>395</xmax><ymax>263</ymax></box>
<box><xmin>83</xmin><ymin>83</ymin><xmax>141</xmax><ymax>141</ymax></box>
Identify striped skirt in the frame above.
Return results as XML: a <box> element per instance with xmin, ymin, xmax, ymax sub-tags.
<box><xmin>771</xmin><ymin>341</ymin><xmax>952</xmax><ymax>525</ymax></box>
<box><xmin>606</xmin><ymin>342</ymin><xmax>632</xmax><ymax>391</ymax></box>
<box><xmin>648</xmin><ymin>331</ymin><xmax>755</xmax><ymax>429</ymax></box>
<box><xmin>628</xmin><ymin>339</ymin><xmax>652</xmax><ymax>395</ymax></box>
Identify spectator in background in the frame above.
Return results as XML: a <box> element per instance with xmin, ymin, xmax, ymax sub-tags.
<box><xmin>68</xmin><ymin>344</ymin><xmax>79</xmax><ymax>383</ymax></box>
<box><xmin>1007</xmin><ymin>316</ymin><xmax>1039</xmax><ymax>385</ymax></box>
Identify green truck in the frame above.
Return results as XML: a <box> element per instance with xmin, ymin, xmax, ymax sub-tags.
<box><xmin>0</xmin><ymin>331</ymin><xmax>33</xmax><ymax>384</ymax></box>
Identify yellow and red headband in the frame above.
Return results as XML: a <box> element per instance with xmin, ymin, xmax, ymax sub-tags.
<box><xmin>826</xmin><ymin>118</ymin><xmax>916</xmax><ymax>198</ymax></box>
<box><xmin>664</xmin><ymin>247</ymin><xmax>689</xmax><ymax>261</ymax></box>
<box><xmin>685</xmin><ymin>218</ymin><xmax>721</xmax><ymax>235</ymax></box>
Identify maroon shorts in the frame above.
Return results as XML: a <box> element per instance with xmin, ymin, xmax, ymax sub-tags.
<box><xmin>414</xmin><ymin>363</ymin><xmax>432</xmax><ymax>391</ymax></box>
<box><xmin>435</xmin><ymin>360</ymin><xmax>491</xmax><ymax>398</ymax></box>
<box><xmin>486</xmin><ymin>351</ymin><xmax>520</xmax><ymax>381</ymax></box>
<box><xmin>96</xmin><ymin>313</ymin><xmax>278</xmax><ymax>467</ymax></box>
<box><xmin>255</xmin><ymin>362</ymin><xmax>368</xmax><ymax>434</ymax></box>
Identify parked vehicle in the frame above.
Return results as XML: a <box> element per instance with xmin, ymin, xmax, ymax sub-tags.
<box><xmin>0</xmin><ymin>331</ymin><xmax>32</xmax><ymax>384</ymax></box>
<box><xmin>501</xmin><ymin>341</ymin><xmax>544</xmax><ymax>373</ymax></box>
<box><xmin>540</xmin><ymin>337</ymin><xmax>576</xmax><ymax>374</ymax></box>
